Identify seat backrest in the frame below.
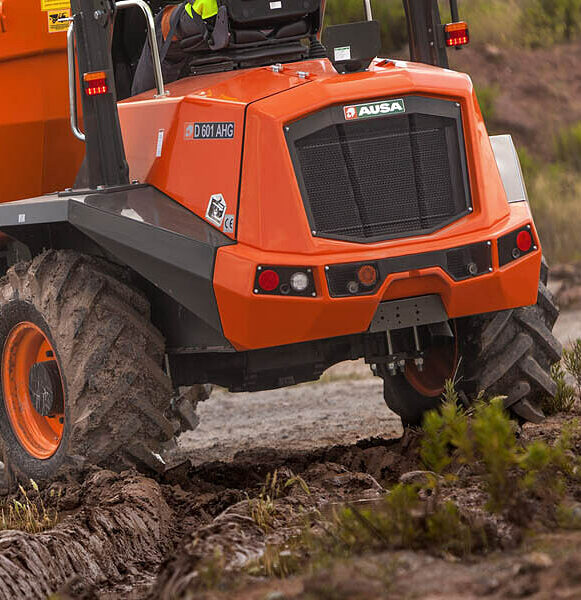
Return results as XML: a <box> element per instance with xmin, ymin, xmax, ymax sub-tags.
<box><xmin>221</xmin><ymin>0</ymin><xmax>321</xmax><ymax>29</ymax></box>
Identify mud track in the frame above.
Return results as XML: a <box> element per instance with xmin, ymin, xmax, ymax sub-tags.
<box><xmin>0</xmin><ymin>431</ymin><xmax>418</xmax><ymax>599</ymax></box>
<box><xmin>0</xmin><ymin>470</ymin><xmax>174</xmax><ymax>598</ymax></box>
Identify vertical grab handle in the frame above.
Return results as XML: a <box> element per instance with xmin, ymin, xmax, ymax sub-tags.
<box><xmin>67</xmin><ymin>23</ymin><xmax>86</xmax><ymax>142</ymax></box>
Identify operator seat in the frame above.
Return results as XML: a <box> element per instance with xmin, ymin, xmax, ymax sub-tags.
<box><xmin>123</xmin><ymin>0</ymin><xmax>323</xmax><ymax>97</ymax></box>
<box><xmin>183</xmin><ymin>0</ymin><xmax>323</xmax><ymax>75</ymax></box>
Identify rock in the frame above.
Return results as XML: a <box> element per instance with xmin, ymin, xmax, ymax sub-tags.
<box><xmin>473</xmin><ymin>575</ymin><xmax>501</xmax><ymax>596</ymax></box>
<box><xmin>399</xmin><ymin>470</ymin><xmax>438</xmax><ymax>486</ymax></box>
<box><xmin>484</xmin><ymin>44</ymin><xmax>504</xmax><ymax>61</ymax></box>
<box><xmin>265</xmin><ymin>592</ymin><xmax>287</xmax><ymax>600</ymax></box>
<box><xmin>522</xmin><ymin>552</ymin><xmax>553</xmax><ymax>571</ymax></box>
<box><xmin>303</xmin><ymin>462</ymin><xmax>384</xmax><ymax>497</ymax></box>
<box><xmin>557</xmin><ymin>284</ymin><xmax>581</xmax><ymax>308</ymax></box>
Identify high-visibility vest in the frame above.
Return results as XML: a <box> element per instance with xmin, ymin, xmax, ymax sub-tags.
<box><xmin>185</xmin><ymin>0</ymin><xmax>218</xmax><ymax>20</ymax></box>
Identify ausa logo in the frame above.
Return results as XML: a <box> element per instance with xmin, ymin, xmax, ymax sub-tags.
<box><xmin>343</xmin><ymin>99</ymin><xmax>406</xmax><ymax>121</ymax></box>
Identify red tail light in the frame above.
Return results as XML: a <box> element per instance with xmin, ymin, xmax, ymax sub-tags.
<box><xmin>83</xmin><ymin>71</ymin><xmax>109</xmax><ymax>96</ymax></box>
<box><xmin>258</xmin><ymin>269</ymin><xmax>280</xmax><ymax>292</ymax></box>
<box><xmin>445</xmin><ymin>22</ymin><xmax>470</xmax><ymax>47</ymax></box>
<box><xmin>516</xmin><ymin>230</ymin><xmax>533</xmax><ymax>252</ymax></box>
<box><xmin>498</xmin><ymin>225</ymin><xmax>537</xmax><ymax>267</ymax></box>
<box><xmin>254</xmin><ymin>266</ymin><xmax>316</xmax><ymax>297</ymax></box>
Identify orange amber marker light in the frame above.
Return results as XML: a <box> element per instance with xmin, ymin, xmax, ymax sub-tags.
<box><xmin>357</xmin><ymin>265</ymin><xmax>378</xmax><ymax>287</ymax></box>
<box><xmin>83</xmin><ymin>71</ymin><xmax>109</xmax><ymax>96</ymax></box>
<box><xmin>445</xmin><ymin>22</ymin><xmax>470</xmax><ymax>47</ymax></box>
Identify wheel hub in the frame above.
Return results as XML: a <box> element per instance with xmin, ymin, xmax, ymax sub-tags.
<box><xmin>29</xmin><ymin>361</ymin><xmax>64</xmax><ymax>417</ymax></box>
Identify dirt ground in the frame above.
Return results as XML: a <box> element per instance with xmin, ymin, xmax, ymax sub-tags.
<box><xmin>0</xmin><ymin>276</ymin><xmax>580</xmax><ymax>599</ymax></box>
<box><xmin>179</xmin><ymin>361</ymin><xmax>399</xmax><ymax>467</ymax></box>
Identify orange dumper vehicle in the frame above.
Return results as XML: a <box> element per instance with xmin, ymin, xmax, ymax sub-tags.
<box><xmin>0</xmin><ymin>0</ymin><xmax>561</xmax><ymax>482</ymax></box>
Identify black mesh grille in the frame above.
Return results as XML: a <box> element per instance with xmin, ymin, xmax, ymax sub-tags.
<box><xmin>293</xmin><ymin>111</ymin><xmax>469</xmax><ymax>242</ymax></box>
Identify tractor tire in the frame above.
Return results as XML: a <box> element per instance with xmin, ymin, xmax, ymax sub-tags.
<box><xmin>381</xmin><ymin>269</ymin><xmax>562</xmax><ymax>427</ymax></box>
<box><xmin>0</xmin><ymin>250</ymin><xmax>174</xmax><ymax>483</ymax></box>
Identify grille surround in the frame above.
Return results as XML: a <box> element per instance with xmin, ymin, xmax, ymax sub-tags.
<box><xmin>285</xmin><ymin>96</ymin><xmax>472</xmax><ymax>244</ymax></box>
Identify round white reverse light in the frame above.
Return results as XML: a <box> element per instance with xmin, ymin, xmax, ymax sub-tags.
<box><xmin>290</xmin><ymin>272</ymin><xmax>309</xmax><ymax>292</ymax></box>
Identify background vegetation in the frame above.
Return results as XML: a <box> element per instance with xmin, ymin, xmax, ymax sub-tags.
<box><xmin>325</xmin><ymin>0</ymin><xmax>581</xmax><ymax>52</ymax></box>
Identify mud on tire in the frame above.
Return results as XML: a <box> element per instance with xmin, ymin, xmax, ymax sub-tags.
<box><xmin>0</xmin><ymin>250</ymin><xmax>174</xmax><ymax>482</ymax></box>
<box><xmin>382</xmin><ymin>270</ymin><xmax>562</xmax><ymax>426</ymax></box>
<box><xmin>459</xmin><ymin>279</ymin><xmax>561</xmax><ymax>423</ymax></box>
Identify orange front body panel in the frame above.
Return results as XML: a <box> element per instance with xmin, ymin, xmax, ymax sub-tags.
<box><xmin>119</xmin><ymin>59</ymin><xmax>541</xmax><ymax>351</ymax></box>
<box><xmin>0</xmin><ymin>0</ymin><xmax>84</xmax><ymax>202</ymax></box>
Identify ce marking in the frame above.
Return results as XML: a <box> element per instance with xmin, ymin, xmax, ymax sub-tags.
<box><xmin>223</xmin><ymin>214</ymin><xmax>235</xmax><ymax>234</ymax></box>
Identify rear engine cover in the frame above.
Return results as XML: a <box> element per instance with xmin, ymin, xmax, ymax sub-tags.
<box><xmin>285</xmin><ymin>96</ymin><xmax>472</xmax><ymax>243</ymax></box>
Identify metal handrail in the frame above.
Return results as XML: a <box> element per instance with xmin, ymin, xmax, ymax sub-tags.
<box><xmin>67</xmin><ymin>0</ymin><xmax>167</xmax><ymax>142</ymax></box>
<box><xmin>67</xmin><ymin>23</ymin><xmax>86</xmax><ymax>142</ymax></box>
<box><xmin>116</xmin><ymin>0</ymin><xmax>167</xmax><ymax>97</ymax></box>
<box><xmin>364</xmin><ymin>0</ymin><xmax>373</xmax><ymax>21</ymax></box>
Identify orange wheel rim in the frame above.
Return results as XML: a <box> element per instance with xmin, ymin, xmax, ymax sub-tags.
<box><xmin>2</xmin><ymin>322</ymin><xmax>65</xmax><ymax>459</ymax></box>
<box><xmin>405</xmin><ymin>328</ymin><xmax>459</xmax><ymax>398</ymax></box>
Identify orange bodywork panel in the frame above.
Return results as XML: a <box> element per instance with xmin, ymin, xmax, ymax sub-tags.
<box><xmin>119</xmin><ymin>68</ymin><xmax>311</xmax><ymax>242</ymax></box>
<box><xmin>119</xmin><ymin>58</ymin><xmax>540</xmax><ymax>351</ymax></box>
<box><xmin>0</xmin><ymin>0</ymin><xmax>84</xmax><ymax>203</ymax></box>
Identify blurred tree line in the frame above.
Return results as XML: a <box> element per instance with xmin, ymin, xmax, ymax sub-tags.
<box><xmin>323</xmin><ymin>0</ymin><xmax>581</xmax><ymax>53</ymax></box>
<box><xmin>522</xmin><ymin>0</ymin><xmax>581</xmax><ymax>46</ymax></box>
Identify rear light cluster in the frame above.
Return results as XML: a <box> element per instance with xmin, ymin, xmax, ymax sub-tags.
<box><xmin>83</xmin><ymin>71</ymin><xmax>109</xmax><ymax>96</ymax></box>
<box><xmin>498</xmin><ymin>225</ymin><xmax>537</xmax><ymax>267</ymax></box>
<box><xmin>444</xmin><ymin>22</ymin><xmax>470</xmax><ymax>47</ymax></box>
<box><xmin>325</xmin><ymin>262</ymin><xmax>380</xmax><ymax>297</ymax></box>
<box><xmin>254</xmin><ymin>266</ymin><xmax>317</xmax><ymax>297</ymax></box>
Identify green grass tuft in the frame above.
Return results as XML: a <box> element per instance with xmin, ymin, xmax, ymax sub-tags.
<box><xmin>555</xmin><ymin>122</ymin><xmax>581</xmax><ymax>171</ymax></box>
<box><xmin>544</xmin><ymin>363</ymin><xmax>577</xmax><ymax>415</ymax></box>
<box><xmin>420</xmin><ymin>384</ymin><xmax>578</xmax><ymax>513</ymax></box>
<box><xmin>0</xmin><ymin>480</ymin><xmax>60</xmax><ymax>534</ymax></box>
<box><xmin>563</xmin><ymin>340</ymin><xmax>581</xmax><ymax>393</ymax></box>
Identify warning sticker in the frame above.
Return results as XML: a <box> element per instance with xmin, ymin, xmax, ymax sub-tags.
<box><xmin>41</xmin><ymin>0</ymin><xmax>70</xmax><ymax>11</ymax></box>
<box><xmin>206</xmin><ymin>194</ymin><xmax>227</xmax><ymax>228</ymax></box>
<box><xmin>40</xmin><ymin>0</ymin><xmax>71</xmax><ymax>10</ymax></box>
<box><xmin>47</xmin><ymin>9</ymin><xmax>70</xmax><ymax>33</ymax></box>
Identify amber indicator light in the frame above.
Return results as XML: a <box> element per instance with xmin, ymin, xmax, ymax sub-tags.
<box><xmin>357</xmin><ymin>265</ymin><xmax>378</xmax><ymax>287</ymax></box>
